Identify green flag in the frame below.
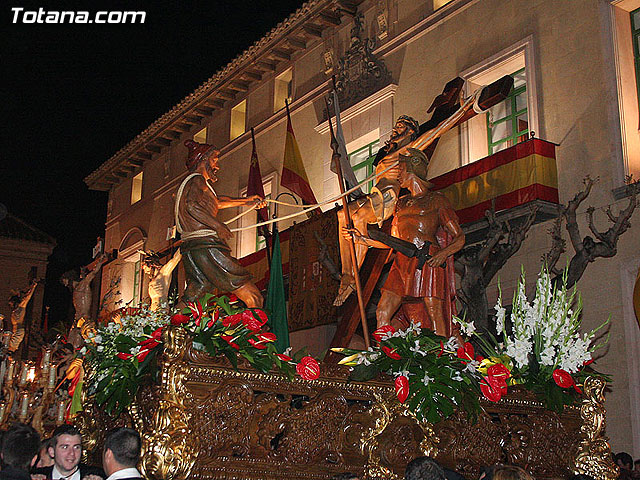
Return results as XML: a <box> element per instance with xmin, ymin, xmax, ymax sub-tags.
<box><xmin>266</xmin><ymin>229</ymin><xmax>289</xmax><ymax>352</ymax></box>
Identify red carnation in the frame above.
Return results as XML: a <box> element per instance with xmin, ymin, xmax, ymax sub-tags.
<box><xmin>382</xmin><ymin>346</ymin><xmax>401</xmax><ymax>360</ymax></box>
<box><xmin>456</xmin><ymin>342</ymin><xmax>475</xmax><ymax>363</ymax></box>
<box><xmin>372</xmin><ymin>325</ymin><xmax>395</xmax><ymax>342</ymax></box>
<box><xmin>296</xmin><ymin>356</ymin><xmax>320</xmax><ymax>380</ymax></box>
<box><xmin>170</xmin><ymin>314</ymin><xmax>190</xmax><ymax>325</ymax></box>
<box><xmin>552</xmin><ymin>369</ymin><xmax>575</xmax><ymax>389</ymax></box>
<box><xmin>395</xmin><ymin>375</ymin><xmax>409</xmax><ymax>403</ymax></box>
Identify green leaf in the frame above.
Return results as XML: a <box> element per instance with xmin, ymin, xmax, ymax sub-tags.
<box><xmin>349</xmin><ymin>363</ymin><xmax>379</xmax><ymax>382</ymax></box>
<box><xmin>223</xmin><ymin>349</ymin><xmax>238</xmax><ymax>369</ymax></box>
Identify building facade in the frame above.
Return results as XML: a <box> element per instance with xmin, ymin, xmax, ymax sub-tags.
<box><xmin>85</xmin><ymin>0</ymin><xmax>640</xmax><ymax>455</ymax></box>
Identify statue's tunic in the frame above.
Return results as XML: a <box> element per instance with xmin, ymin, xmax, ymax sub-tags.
<box><xmin>176</xmin><ymin>174</ymin><xmax>252</xmax><ymax>296</ymax></box>
<box><xmin>381</xmin><ymin>192</ymin><xmax>457</xmax><ymax>300</ymax></box>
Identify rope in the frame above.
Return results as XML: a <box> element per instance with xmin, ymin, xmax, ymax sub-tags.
<box><xmin>227</xmin><ymin>159</ymin><xmax>401</xmax><ymax>232</ymax></box>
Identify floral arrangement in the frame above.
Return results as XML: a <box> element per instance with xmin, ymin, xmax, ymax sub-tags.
<box><xmin>455</xmin><ymin>266</ymin><xmax>609</xmax><ymax>410</ymax></box>
<box><xmin>334</xmin><ymin>323</ymin><xmax>481</xmax><ymax>424</ymax></box>
<box><xmin>78</xmin><ymin>295</ymin><xmax>320</xmax><ymax>416</ymax></box>
<box><xmin>333</xmin><ymin>266</ymin><xmax>609</xmax><ymax>423</ymax></box>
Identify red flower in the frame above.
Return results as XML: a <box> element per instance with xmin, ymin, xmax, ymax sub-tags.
<box><xmin>221</xmin><ymin>335</ymin><xmax>239</xmax><ymax>350</ymax></box>
<box><xmin>170</xmin><ymin>314</ymin><xmax>190</xmax><ymax>325</ymax></box>
<box><xmin>187</xmin><ymin>301</ymin><xmax>203</xmax><ymax>326</ymax></box>
<box><xmin>475</xmin><ymin>355</ymin><xmax>485</xmax><ymax>362</ymax></box>
<box><xmin>248</xmin><ymin>338</ymin><xmax>267</xmax><ymax>349</ymax></box>
<box><xmin>276</xmin><ymin>353</ymin><xmax>292</xmax><ymax>362</ymax></box>
<box><xmin>395</xmin><ymin>375</ymin><xmax>409</xmax><ymax>403</ymax></box>
<box><xmin>582</xmin><ymin>359</ymin><xmax>594</xmax><ymax>368</ymax></box>
<box><xmin>552</xmin><ymin>369</ymin><xmax>575</xmax><ymax>389</ymax></box>
<box><xmin>228</xmin><ymin>294</ymin><xmax>238</xmax><ymax>302</ymax></box>
<box><xmin>382</xmin><ymin>346</ymin><xmax>401</xmax><ymax>360</ymax></box>
<box><xmin>372</xmin><ymin>325</ymin><xmax>395</xmax><ymax>342</ymax></box>
<box><xmin>117</xmin><ymin>352</ymin><xmax>133</xmax><ymax>360</ymax></box>
<box><xmin>487</xmin><ymin>363</ymin><xmax>511</xmax><ymax>386</ymax></box>
<box><xmin>438</xmin><ymin>341</ymin><xmax>444</xmax><ymax>358</ymax></box>
<box><xmin>222</xmin><ymin>313</ymin><xmax>243</xmax><ymax>328</ymax></box>
<box><xmin>296</xmin><ymin>356</ymin><xmax>320</xmax><ymax>380</ymax></box>
<box><xmin>456</xmin><ymin>342</ymin><xmax>475</xmax><ymax>363</ymax></box>
<box><xmin>137</xmin><ymin>349</ymin><xmax>151</xmax><ymax>362</ymax></box>
<box><xmin>480</xmin><ymin>376</ymin><xmax>503</xmax><ymax>402</ymax></box>
<box><xmin>242</xmin><ymin>310</ymin><xmax>268</xmax><ymax>333</ymax></box>
<box><xmin>151</xmin><ymin>327</ymin><xmax>164</xmax><ymax>340</ymax></box>
<box><xmin>138</xmin><ymin>337</ymin><xmax>160</xmax><ymax>350</ymax></box>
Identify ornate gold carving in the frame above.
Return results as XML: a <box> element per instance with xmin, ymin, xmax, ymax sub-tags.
<box><xmin>574</xmin><ymin>377</ymin><xmax>619</xmax><ymax>480</ymax></box>
<box><xmin>135</xmin><ymin>326</ymin><xmax>199</xmax><ymax>480</ymax></box>
<box><xmin>361</xmin><ymin>392</ymin><xmax>438</xmax><ymax>480</ymax></box>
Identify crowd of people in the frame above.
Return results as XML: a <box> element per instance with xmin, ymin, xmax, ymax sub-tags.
<box><xmin>330</xmin><ymin>450</ymin><xmax>640</xmax><ymax>480</ymax></box>
<box><xmin>0</xmin><ymin>424</ymin><xmax>143</xmax><ymax>480</ymax></box>
<box><xmin>0</xmin><ymin>422</ymin><xmax>637</xmax><ymax>480</ymax></box>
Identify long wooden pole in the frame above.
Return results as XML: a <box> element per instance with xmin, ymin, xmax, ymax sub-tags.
<box><xmin>325</xmin><ymin>97</ymin><xmax>370</xmax><ymax>349</ymax></box>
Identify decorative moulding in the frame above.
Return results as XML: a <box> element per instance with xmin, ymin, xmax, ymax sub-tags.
<box><xmin>315</xmin><ymin>83</ymin><xmax>397</xmax><ymax>135</ymax></box>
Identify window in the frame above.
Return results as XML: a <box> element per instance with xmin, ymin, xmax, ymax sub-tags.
<box><xmin>194</xmin><ymin>126</ymin><xmax>207</xmax><ymax>143</ymax></box>
<box><xmin>230</xmin><ymin>100</ymin><xmax>247</xmax><ymax>141</ymax></box>
<box><xmin>433</xmin><ymin>0</ymin><xmax>454</xmax><ymax>8</ymax></box>
<box><xmin>274</xmin><ymin>69</ymin><xmax>293</xmax><ymax>112</ymax></box>
<box><xmin>132</xmin><ymin>259</ymin><xmax>141</xmax><ymax>305</ymax></box>
<box><xmin>131</xmin><ymin>171</ymin><xmax>143</xmax><ymax>204</ymax></box>
<box><xmin>632</xmin><ymin>8</ymin><xmax>640</xmax><ymax>115</ymax></box>
<box><xmin>348</xmin><ymin>139</ymin><xmax>380</xmax><ymax>193</ymax></box>
<box><xmin>486</xmin><ymin>68</ymin><xmax>529</xmax><ymax>154</ymax></box>
<box><xmin>460</xmin><ymin>37</ymin><xmax>538</xmax><ymax>164</ymax></box>
<box><xmin>612</xmin><ymin>1</ymin><xmax>640</xmax><ymax>182</ymax></box>
<box><xmin>238</xmin><ymin>173</ymin><xmax>275</xmax><ymax>258</ymax></box>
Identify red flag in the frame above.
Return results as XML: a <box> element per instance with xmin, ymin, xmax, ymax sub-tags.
<box><xmin>247</xmin><ymin>129</ymin><xmax>269</xmax><ymax>228</ymax></box>
<box><xmin>281</xmin><ymin>103</ymin><xmax>319</xmax><ymax>210</ymax></box>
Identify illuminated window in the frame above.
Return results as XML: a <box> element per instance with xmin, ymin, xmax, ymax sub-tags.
<box><xmin>230</xmin><ymin>100</ymin><xmax>247</xmax><ymax>141</ymax></box>
<box><xmin>132</xmin><ymin>259</ymin><xmax>141</xmax><ymax>305</ymax></box>
<box><xmin>461</xmin><ymin>38</ymin><xmax>538</xmax><ymax>164</ymax></box>
<box><xmin>131</xmin><ymin>171</ymin><xmax>143</xmax><ymax>204</ymax></box>
<box><xmin>433</xmin><ymin>0</ymin><xmax>454</xmax><ymax>9</ymax></box>
<box><xmin>239</xmin><ymin>173</ymin><xmax>275</xmax><ymax>257</ymax></box>
<box><xmin>486</xmin><ymin>68</ymin><xmax>529</xmax><ymax>154</ymax></box>
<box><xmin>274</xmin><ymin>69</ymin><xmax>293</xmax><ymax>112</ymax></box>
<box><xmin>349</xmin><ymin>140</ymin><xmax>380</xmax><ymax>194</ymax></box>
<box><xmin>194</xmin><ymin>127</ymin><xmax>207</xmax><ymax>143</ymax></box>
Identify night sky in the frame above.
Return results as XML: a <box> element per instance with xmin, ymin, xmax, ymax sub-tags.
<box><xmin>1</xmin><ymin>0</ymin><xmax>304</xmax><ymax>324</ymax></box>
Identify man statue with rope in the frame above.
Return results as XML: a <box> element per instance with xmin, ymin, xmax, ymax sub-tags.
<box><xmin>176</xmin><ymin>140</ymin><xmax>266</xmax><ymax>307</ymax></box>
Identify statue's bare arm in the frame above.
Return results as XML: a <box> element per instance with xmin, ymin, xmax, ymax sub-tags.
<box><xmin>159</xmin><ymin>250</ymin><xmax>182</xmax><ymax>277</ymax></box>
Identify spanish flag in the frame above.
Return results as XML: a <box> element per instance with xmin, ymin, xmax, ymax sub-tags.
<box><xmin>281</xmin><ymin>102</ymin><xmax>319</xmax><ymax>209</ymax></box>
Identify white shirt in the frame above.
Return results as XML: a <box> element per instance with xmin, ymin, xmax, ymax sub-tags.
<box><xmin>52</xmin><ymin>465</ymin><xmax>80</xmax><ymax>480</ymax></box>
<box><xmin>105</xmin><ymin>467</ymin><xmax>142</xmax><ymax>480</ymax></box>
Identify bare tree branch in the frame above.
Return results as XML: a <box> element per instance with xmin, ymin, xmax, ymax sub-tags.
<box><xmin>542</xmin><ymin>216</ymin><xmax>565</xmax><ymax>275</ymax></box>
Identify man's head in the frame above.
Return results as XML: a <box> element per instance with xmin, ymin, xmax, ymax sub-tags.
<box><xmin>615</xmin><ymin>452</ymin><xmax>633</xmax><ymax>471</ymax></box>
<box><xmin>102</xmin><ymin>428</ymin><xmax>141</xmax><ymax>476</ymax></box>
<box><xmin>1</xmin><ymin>423</ymin><xmax>41</xmax><ymax>472</ymax></box>
<box><xmin>391</xmin><ymin>115</ymin><xmax>420</xmax><ymax>142</ymax></box>
<box><xmin>36</xmin><ymin>437</ymin><xmax>54</xmax><ymax>468</ymax></box>
<box><xmin>49</xmin><ymin>424</ymin><xmax>82</xmax><ymax>475</ymax></box>
<box><xmin>399</xmin><ymin>148</ymin><xmax>430</xmax><ymax>185</ymax></box>
<box><xmin>405</xmin><ymin>456</ymin><xmax>445</xmax><ymax>480</ymax></box>
<box><xmin>184</xmin><ymin>140</ymin><xmax>220</xmax><ymax>181</ymax></box>
<box><xmin>141</xmin><ymin>251</ymin><xmax>162</xmax><ymax>276</ymax></box>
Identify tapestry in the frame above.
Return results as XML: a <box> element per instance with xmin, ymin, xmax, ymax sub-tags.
<box><xmin>288</xmin><ymin>208</ymin><xmax>340</xmax><ymax>331</ymax></box>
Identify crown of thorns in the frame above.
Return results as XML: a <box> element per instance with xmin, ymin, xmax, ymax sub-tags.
<box><xmin>396</xmin><ymin>115</ymin><xmax>420</xmax><ymax>135</ymax></box>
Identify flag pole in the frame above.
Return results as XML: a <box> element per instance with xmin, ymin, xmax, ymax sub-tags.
<box><xmin>325</xmin><ymin>97</ymin><xmax>371</xmax><ymax>349</ymax></box>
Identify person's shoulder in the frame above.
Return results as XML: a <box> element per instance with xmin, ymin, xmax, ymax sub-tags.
<box><xmin>80</xmin><ymin>464</ymin><xmax>106</xmax><ymax>478</ymax></box>
<box><xmin>430</xmin><ymin>191</ymin><xmax>455</xmax><ymax>209</ymax></box>
<box><xmin>32</xmin><ymin>465</ymin><xmax>53</xmax><ymax>476</ymax></box>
